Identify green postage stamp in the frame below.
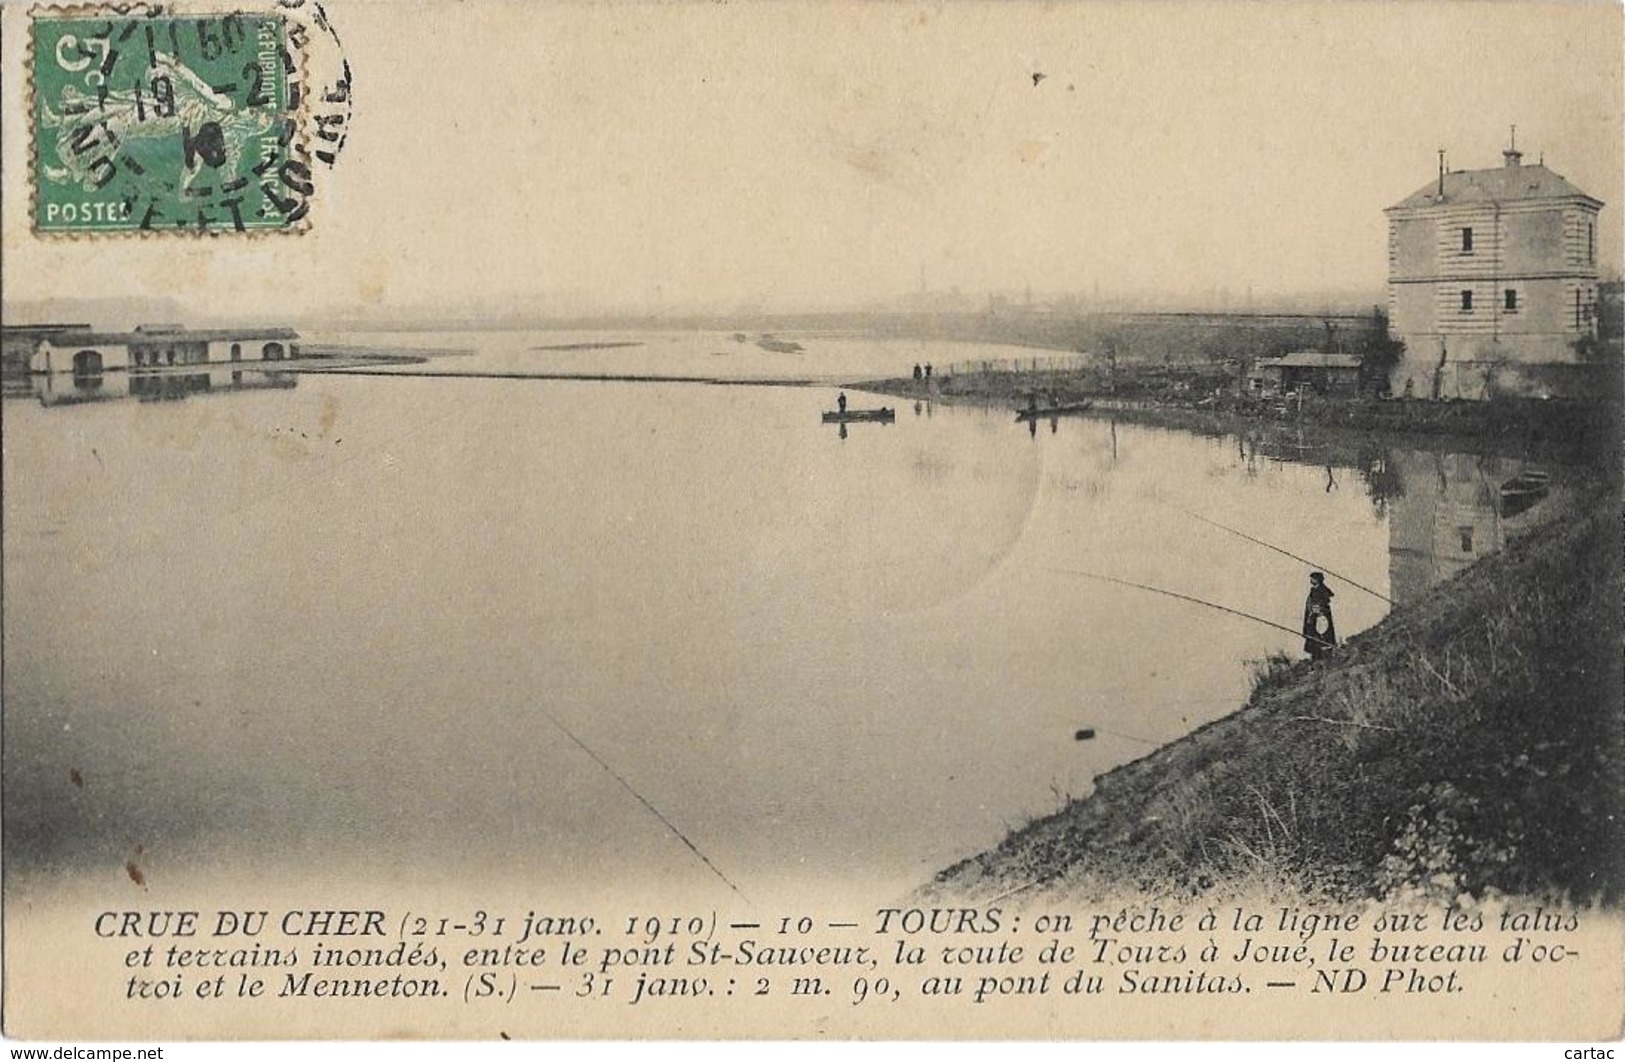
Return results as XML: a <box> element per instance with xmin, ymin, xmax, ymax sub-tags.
<box><xmin>31</xmin><ymin>8</ymin><xmax>311</xmax><ymax>234</ymax></box>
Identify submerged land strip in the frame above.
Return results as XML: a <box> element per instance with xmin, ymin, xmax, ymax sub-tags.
<box><xmin>288</xmin><ymin>366</ymin><xmax>825</xmax><ymax>387</ymax></box>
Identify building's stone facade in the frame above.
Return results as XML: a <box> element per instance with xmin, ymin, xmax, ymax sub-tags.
<box><xmin>1385</xmin><ymin>149</ymin><xmax>1603</xmax><ymax>399</ymax></box>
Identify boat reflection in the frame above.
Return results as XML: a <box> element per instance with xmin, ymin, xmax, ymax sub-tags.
<box><xmin>823</xmin><ymin>401</ymin><xmax>896</xmax><ymax>442</ymax></box>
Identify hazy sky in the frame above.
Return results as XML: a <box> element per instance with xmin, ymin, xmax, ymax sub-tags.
<box><xmin>3</xmin><ymin>0</ymin><xmax>1621</xmax><ymax>320</ymax></box>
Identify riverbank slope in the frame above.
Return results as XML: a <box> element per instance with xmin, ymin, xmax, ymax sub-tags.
<box><xmin>930</xmin><ymin>488</ymin><xmax>1623</xmax><ymax>904</ymax></box>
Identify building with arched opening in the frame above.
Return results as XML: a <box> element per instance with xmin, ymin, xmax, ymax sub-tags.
<box><xmin>23</xmin><ymin>325</ymin><xmax>301</xmax><ymax>376</ymax></box>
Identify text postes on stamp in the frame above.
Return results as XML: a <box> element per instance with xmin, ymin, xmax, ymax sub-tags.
<box><xmin>32</xmin><ymin>9</ymin><xmax>311</xmax><ymax>234</ymax></box>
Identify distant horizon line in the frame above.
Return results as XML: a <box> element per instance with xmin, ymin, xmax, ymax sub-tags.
<box><xmin>2</xmin><ymin>306</ymin><xmax>1398</xmax><ymax>333</ymax></box>
<box><xmin>12</xmin><ymin>274</ymin><xmax>1625</xmax><ymax>333</ymax></box>
<box><xmin>14</xmin><ymin>275</ymin><xmax>1625</xmax><ymax>330</ymax></box>
<box><xmin>3</xmin><ymin>297</ymin><xmax>1406</xmax><ymax>330</ymax></box>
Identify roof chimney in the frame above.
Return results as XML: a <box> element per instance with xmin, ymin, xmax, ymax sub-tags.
<box><xmin>1503</xmin><ymin>124</ymin><xmax>1522</xmax><ymax>168</ymax></box>
<box><xmin>1437</xmin><ymin>148</ymin><xmax>1446</xmax><ymax>196</ymax></box>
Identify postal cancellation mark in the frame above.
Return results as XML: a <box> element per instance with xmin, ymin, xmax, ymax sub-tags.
<box><xmin>31</xmin><ymin>8</ymin><xmax>312</xmax><ymax>234</ymax></box>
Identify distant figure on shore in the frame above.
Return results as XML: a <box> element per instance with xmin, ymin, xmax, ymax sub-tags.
<box><xmin>1303</xmin><ymin>572</ymin><xmax>1337</xmax><ymax>659</ymax></box>
<box><xmin>836</xmin><ymin>392</ymin><xmax>847</xmax><ymax>414</ymax></box>
<box><xmin>913</xmin><ymin>364</ymin><xmax>923</xmax><ymax>381</ymax></box>
<box><xmin>924</xmin><ymin>363</ymin><xmax>933</xmax><ymax>381</ymax></box>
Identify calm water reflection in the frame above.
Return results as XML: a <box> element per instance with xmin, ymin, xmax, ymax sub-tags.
<box><xmin>25</xmin><ymin>366</ymin><xmax>297</xmax><ymax>406</ymax></box>
<box><xmin>1</xmin><ymin>340</ymin><xmax>1563</xmax><ymax>898</ymax></box>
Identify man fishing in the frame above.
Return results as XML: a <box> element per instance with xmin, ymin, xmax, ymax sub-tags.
<box><xmin>1303</xmin><ymin>572</ymin><xmax>1337</xmax><ymax>659</ymax></box>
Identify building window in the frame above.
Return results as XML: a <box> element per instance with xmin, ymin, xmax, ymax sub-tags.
<box><xmin>1504</xmin><ymin>289</ymin><xmax>1518</xmax><ymax>313</ymax></box>
<box><xmin>1461</xmin><ymin>227</ymin><xmax>1474</xmax><ymax>253</ymax></box>
<box><xmin>1459</xmin><ymin>527</ymin><xmax>1474</xmax><ymax>553</ymax></box>
<box><xmin>1460</xmin><ymin>290</ymin><xmax>1473</xmax><ymax>313</ymax></box>
<box><xmin>1589</xmin><ymin>222</ymin><xmax>1596</xmax><ymax>264</ymax></box>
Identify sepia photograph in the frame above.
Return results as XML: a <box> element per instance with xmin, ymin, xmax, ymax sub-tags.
<box><xmin>1</xmin><ymin>0</ymin><xmax>1621</xmax><ymax>1046</ymax></box>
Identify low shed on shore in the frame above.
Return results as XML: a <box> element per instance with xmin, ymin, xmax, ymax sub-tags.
<box><xmin>1250</xmin><ymin>352</ymin><xmax>1365</xmax><ymax>397</ymax></box>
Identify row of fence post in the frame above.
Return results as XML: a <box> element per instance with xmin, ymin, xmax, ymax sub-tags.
<box><xmin>941</xmin><ymin>353</ymin><xmax>1094</xmax><ymax>377</ymax></box>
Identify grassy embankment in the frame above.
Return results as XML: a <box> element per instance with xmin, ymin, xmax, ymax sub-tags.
<box><xmin>930</xmin><ymin>484</ymin><xmax>1623</xmax><ymax>905</ymax></box>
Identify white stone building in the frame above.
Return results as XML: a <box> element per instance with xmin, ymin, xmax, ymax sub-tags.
<box><xmin>1385</xmin><ymin>146</ymin><xmax>1603</xmax><ymax>399</ymax></box>
<box><xmin>28</xmin><ymin>325</ymin><xmax>300</xmax><ymax>376</ymax></box>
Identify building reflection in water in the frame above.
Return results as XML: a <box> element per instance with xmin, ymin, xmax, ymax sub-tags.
<box><xmin>1381</xmin><ymin>449</ymin><xmax>1564</xmax><ymax>607</ymax></box>
<box><xmin>25</xmin><ymin>366</ymin><xmax>297</xmax><ymax>407</ymax></box>
<box><xmin>1233</xmin><ymin>426</ymin><xmax>1562</xmax><ymax>609</ymax></box>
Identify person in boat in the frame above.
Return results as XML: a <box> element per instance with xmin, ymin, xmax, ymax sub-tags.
<box><xmin>837</xmin><ymin>392</ymin><xmax>847</xmax><ymax>414</ymax></box>
<box><xmin>1302</xmin><ymin>572</ymin><xmax>1337</xmax><ymax>659</ymax></box>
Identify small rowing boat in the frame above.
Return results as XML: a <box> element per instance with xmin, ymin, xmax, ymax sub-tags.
<box><xmin>1498</xmin><ymin>469</ymin><xmax>1550</xmax><ymax>517</ymax></box>
<box><xmin>822</xmin><ymin>407</ymin><xmax>895</xmax><ymax>423</ymax></box>
<box><xmin>1015</xmin><ymin>401</ymin><xmax>1093</xmax><ymax>421</ymax></box>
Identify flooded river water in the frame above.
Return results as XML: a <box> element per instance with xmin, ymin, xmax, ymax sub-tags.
<box><xmin>2</xmin><ymin>331</ymin><xmax>1564</xmax><ymax>902</ymax></box>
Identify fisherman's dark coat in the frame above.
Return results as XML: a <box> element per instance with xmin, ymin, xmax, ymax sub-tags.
<box><xmin>1303</xmin><ymin>583</ymin><xmax>1337</xmax><ymax>656</ymax></box>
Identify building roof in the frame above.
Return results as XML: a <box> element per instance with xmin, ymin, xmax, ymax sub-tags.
<box><xmin>0</xmin><ymin>323</ymin><xmax>91</xmax><ymax>335</ymax></box>
<box><xmin>127</xmin><ymin>327</ymin><xmax>299</xmax><ymax>343</ymax></box>
<box><xmin>42</xmin><ymin>332</ymin><xmax>144</xmax><ymax>346</ymax></box>
<box><xmin>1270</xmin><ymin>352</ymin><xmax>1365</xmax><ymax>369</ymax></box>
<box><xmin>42</xmin><ymin>327</ymin><xmax>300</xmax><ymax>346</ymax></box>
<box><xmin>1387</xmin><ymin>162</ymin><xmax>1602</xmax><ymax>212</ymax></box>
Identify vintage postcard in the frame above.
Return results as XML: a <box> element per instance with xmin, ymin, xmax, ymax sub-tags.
<box><xmin>2</xmin><ymin>0</ymin><xmax>1621</xmax><ymax>1048</ymax></box>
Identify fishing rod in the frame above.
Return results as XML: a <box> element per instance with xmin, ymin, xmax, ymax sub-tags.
<box><xmin>1173</xmin><ymin>506</ymin><xmax>1393</xmax><ymax>605</ymax></box>
<box><xmin>1077</xmin><ymin>724</ymin><xmax>1166</xmax><ymax>747</ymax></box>
<box><xmin>1047</xmin><ymin>566</ymin><xmax>1334</xmax><ymax>650</ymax></box>
<box><xmin>538</xmin><ymin>706</ymin><xmax>751</xmax><ymax>905</ymax></box>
